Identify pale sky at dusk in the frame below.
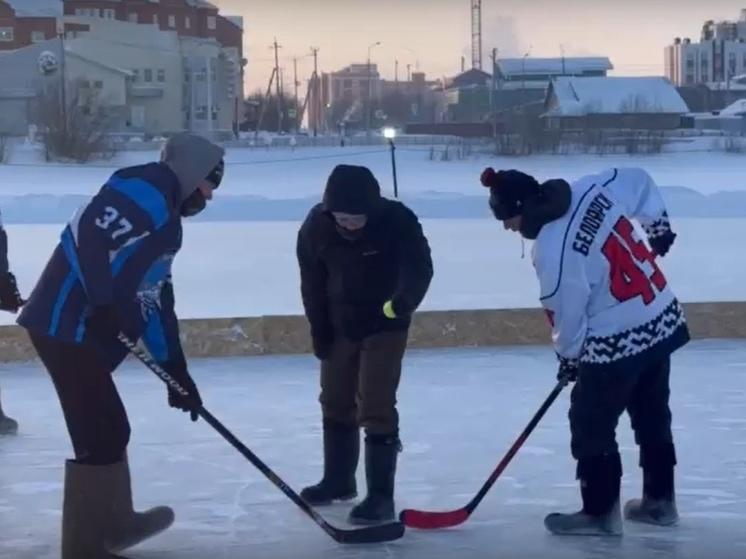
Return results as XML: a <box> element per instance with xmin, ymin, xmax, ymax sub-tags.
<box><xmin>215</xmin><ymin>1</ymin><xmax>746</xmax><ymax>93</ymax></box>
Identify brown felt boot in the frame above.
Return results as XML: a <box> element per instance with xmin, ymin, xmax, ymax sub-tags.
<box><xmin>61</xmin><ymin>460</ymin><xmax>119</xmax><ymax>559</ymax></box>
<box><xmin>104</xmin><ymin>457</ymin><xmax>175</xmax><ymax>554</ymax></box>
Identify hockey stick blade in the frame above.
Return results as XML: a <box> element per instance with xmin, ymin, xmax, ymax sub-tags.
<box><xmin>400</xmin><ymin>380</ymin><xmax>567</xmax><ymax>530</ymax></box>
<box><xmin>331</xmin><ymin>521</ymin><xmax>405</xmax><ymax>544</ymax></box>
<box><xmin>399</xmin><ymin>508</ymin><xmax>469</xmax><ymax>530</ymax></box>
<box><xmin>119</xmin><ymin>334</ymin><xmax>405</xmax><ymax>544</ymax></box>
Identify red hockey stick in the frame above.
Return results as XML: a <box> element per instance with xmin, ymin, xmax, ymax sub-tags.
<box><xmin>400</xmin><ymin>379</ymin><xmax>567</xmax><ymax>529</ymax></box>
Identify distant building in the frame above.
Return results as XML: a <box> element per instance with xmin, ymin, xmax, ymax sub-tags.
<box><xmin>543</xmin><ymin>76</ymin><xmax>689</xmax><ymax>130</ymax></box>
<box><xmin>0</xmin><ymin>38</ymin><xmax>64</xmax><ymax>134</ymax></box>
<box><xmin>436</xmin><ymin>68</ymin><xmax>492</xmax><ymax>123</ymax></box>
<box><xmin>0</xmin><ymin>0</ymin><xmax>246</xmax><ymax>136</ymax></box>
<box><xmin>689</xmin><ymin>97</ymin><xmax>746</xmax><ymax>135</ymax></box>
<box><xmin>492</xmin><ymin>57</ymin><xmax>613</xmax><ymax>111</ymax></box>
<box><xmin>665</xmin><ymin>9</ymin><xmax>746</xmax><ymax>87</ymax></box>
<box><xmin>311</xmin><ymin>64</ymin><xmax>439</xmax><ymax>131</ymax></box>
<box><xmin>0</xmin><ymin>0</ymin><xmax>59</xmax><ymax>51</ymax></box>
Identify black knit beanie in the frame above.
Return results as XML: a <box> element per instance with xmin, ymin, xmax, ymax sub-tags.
<box><xmin>480</xmin><ymin>168</ymin><xmax>540</xmax><ymax>220</ymax></box>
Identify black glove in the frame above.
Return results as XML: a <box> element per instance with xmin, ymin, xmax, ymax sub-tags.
<box><xmin>557</xmin><ymin>358</ymin><xmax>579</xmax><ymax>384</ymax></box>
<box><xmin>648</xmin><ymin>230</ymin><xmax>676</xmax><ymax>258</ymax></box>
<box><xmin>0</xmin><ymin>272</ymin><xmax>24</xmax><ymax>313</ymax></box>
<box><xmin>164</xmin><ymin>359</ymin><xmax>202</xmax><ymax>422</ymax></box>
<box><xmin>312</xmin><ymin>334</ymin><xmax>333</xmax><ymax>361</ymax></box>
<box><xmin>85</xmin><ymin>305</ymin><xmax>121</xmax><ymax>342</ymax></box>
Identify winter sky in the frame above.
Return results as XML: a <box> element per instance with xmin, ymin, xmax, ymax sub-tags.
<box><xmin>215</xmin><ymin>0</ymin><xmax>746</xmax><ymax>92</ymax></box>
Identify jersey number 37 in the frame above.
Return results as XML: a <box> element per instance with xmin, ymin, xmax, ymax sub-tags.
<box><xmin>602</xmin><ymin>216</ymin><xmax>667</xmax><ymax>305</ymax></box>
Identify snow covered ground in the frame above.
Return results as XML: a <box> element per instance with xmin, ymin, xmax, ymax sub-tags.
<box><xmin>3</xmin><ymin>145</ymin><xmax>746</xmax><ymax>198</ymax></box>
<box><xmin>3</xmin><ymin>217</ymin><xmax>745</xmax><ymax>325</ymax></box>
<box><xmin>1</xmin><ymin>146</ymin><xmax>746</xmax><ymax>224</ymax></box>
<box><xmin>1</xmin><ymin>340</ymin><xmax>745</xmax><ymax>559</ymax></box>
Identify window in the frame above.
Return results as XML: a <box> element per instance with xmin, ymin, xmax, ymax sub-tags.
<box><xmin>153</xmin><ymin>14</ymin><xmax>159</xmax><ymax>25</ymax></box>
<box><xmin>0</xmin><ymin>27</ymin><xmax>13</xmax><ymax>42</ymax></box>
<box><xmin>185</xmin><ymin>16</ymin><xmax>191</xmax><ymax>29</ymax></box>
<box><xmin>207</xmin><ymin>16</ymin><xmax>216</xmax><ymax>30</ymax></box>
<box><xmin>94</xmin><ymin>81</ymin><xmax>103</xmax><ymax>89</ymax></box>
<box><xmin>31</xmin><ymin>31</ymin><xmax>46</xmax><ymax>43</ymax></box>
<box><xmin>729</xmin><ymin>52</ymin><xmax>737</xmax><ymax>77</ymax></box>
<box><xmin>128</xmin><ymin>13</ymin><xmax>138</xmax><ymax>23</ymax></box>
<box><xmin>144</xmin><ymin>69</ymin><xmax>153</xmax><ymax>83</ymax></box>
<box><xmin>157</xmin><ymin>69</ymin><xmax>165</xmax><ymax>82</ymax></box>
<box><xmin>103</xmin><ymin>9</ymin><xmax>115</xmax><ymax>19</ymax></box>
<box><xmin>132</xmin><ymin>69</ymin><xmax>140</xmax><ymax>82</ymax></box>
<box><xmin>168</xmin><ymin>15</ymin><xmax>176</xmax><ymax>28</ymax></box>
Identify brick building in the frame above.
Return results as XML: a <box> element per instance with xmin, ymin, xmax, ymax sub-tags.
<box><xmin>62</xmin><ymin>0</ymin><xmax>242</xmax><ymax>60</ymax></box>
<box><xmin>0</xmin><ymin>1</ymin><xmax>58</xmax><ymax>51</ymax></box>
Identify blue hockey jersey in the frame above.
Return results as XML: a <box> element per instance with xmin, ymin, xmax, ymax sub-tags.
<box><xmin>19</xmin><ymin>162</ymin><xmax>186</xmax><ymax>367</ymax></box>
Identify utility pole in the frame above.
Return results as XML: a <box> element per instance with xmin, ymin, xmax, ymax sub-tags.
<box><xmin>310</xmin><ymin>47</ymin><xmax>320</xmax><ymax>137</ymax></box>
<box><xmin>189</xmin><ymin>60</ymin><xmax>195</xmax><ymax>132</ymax></box>
<box><xmin>395</xmin><ymin>59</ymin><xmax>399</xmax><ymax>82</ymax></box>
<box><xmin>59</xmin><ymin>30</ymin><xmax>67</xmax><ymax>135</ymax></box>
<box><xmin>490</xmin><ymin>48</ymin><xmax>498</xmax><ymax>140</ymax></box>
<box><xmin>272</xmin><ymin>38</ymin><xmax>283</xmax><ymax>132</ymax></box>
<box><xmin>255</xmin><ymin>67</ymin><xmax>276</xmax><ymax>142</ymax></box>
<box><xmin>293</xmin><ymin>57</ymin><xmax>299</xmax><ymax>133</ymax></box>
<box><xmin>471</xmin><ymin>0</ymin><xmax>483</xmax><ymax>70</ymax></box>
<box><xmin>407</xmin><ymin>63</ymin><xmax>411</xmax><ymax>81</ymax></box>
<box><xmin>366</xmin><ymin>41</ymin><xmax>381</xmax><ymax>139</ymax></box>
<box><xmin>206</xmin><ymin>56</ymin><xmax>213</xmax><ymax>133</ymax></box>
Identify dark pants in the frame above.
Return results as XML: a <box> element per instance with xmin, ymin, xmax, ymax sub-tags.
<box><xmin>569</xmin><ymin>356</ymin><xmax>675</xmax><ymax>472</ymax></box>
<box><xmin>31</xmin><ymin>332</ymin><xmax>130</xmax><ymax>465</ymax></box>
<box><xmin>320</xmin><ymin>330</ymin><xmax>408</xmax><ymax>435</ymax></box>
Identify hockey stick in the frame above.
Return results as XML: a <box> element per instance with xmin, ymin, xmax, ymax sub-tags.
<box><xmin>119</xmin><ymin>334</ymin><xmax>405</xmax><ymax>544</ymax></box>
<box><xmin>400</xmin><ymin>379</ymin><xmax>567</xmax><ymax>529</ymax></box>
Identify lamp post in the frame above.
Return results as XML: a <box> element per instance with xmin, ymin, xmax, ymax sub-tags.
<box><xmin>383</xmin><ymin>127</ymin><xmax>398</xmax><ymax>198</ymax></box>
<box><xmin>521</xmin><ymin>46</ymin><xmax>531</xmax><ymax>104</ymax></box>
<box><xmin>366</xmin><ymin>41</ymin><xmax>381</xmax><ymax>138</ymax></box>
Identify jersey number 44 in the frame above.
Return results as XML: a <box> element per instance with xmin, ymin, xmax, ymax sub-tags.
<box><xmin>601</xmin><ymin>216</ymin><xmax>667</xmax><ymax>306</ymax></box>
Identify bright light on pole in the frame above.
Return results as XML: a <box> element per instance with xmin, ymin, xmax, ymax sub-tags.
<box><xmin>383</xmin><ymin>127</ymin><xmax>397</xmax><ymax>139</ymax></box>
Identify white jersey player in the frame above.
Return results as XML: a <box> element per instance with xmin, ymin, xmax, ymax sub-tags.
<box><xmin>480</xmin><ymin>166</ymin><xmax>689</xmax><ymax>536</ymax></box>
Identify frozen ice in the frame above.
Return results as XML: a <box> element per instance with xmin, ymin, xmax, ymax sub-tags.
<box><xmin>2</xmin><ymin>340</ymin><xmax>746</xmax><ymax>558</ymax></box>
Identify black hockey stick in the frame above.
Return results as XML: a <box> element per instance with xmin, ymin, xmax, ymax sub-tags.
<box><xmin>119</xmin><ymin>333</ymin><xmax>405</xmax><ymax>544</ymax></box>
<box><xmin>400</xmin><ymin>379</ymin><xmax>567</xmax><ymax>529</ymax></box>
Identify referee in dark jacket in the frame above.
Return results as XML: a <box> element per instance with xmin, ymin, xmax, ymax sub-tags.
<box><xmin>297</xmin><ymin>164</ymin><xmax>433</xmax><ymax>525</ymax></box>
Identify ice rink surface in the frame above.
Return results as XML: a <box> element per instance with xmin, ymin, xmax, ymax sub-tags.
<box><xmin>2</xmin><ymin>340</ymin><xmax>746</xmax><ymax>558</ymax></box>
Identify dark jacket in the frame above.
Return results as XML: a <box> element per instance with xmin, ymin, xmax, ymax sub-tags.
<box><xmin>297</xmin><ymin>200</ymin><xmax>433</xmax><ymax>343</ymax></box>
<box><xmin>18</xmin><ymin>163</ymin><xmax>186</xmax><ymax>367</ymax></box>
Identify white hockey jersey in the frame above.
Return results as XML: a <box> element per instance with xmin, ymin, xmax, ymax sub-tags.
<box><xmin>532</xmin><ymin>168</ymin><xmax>688</xmax><ymax>367</ymax></box>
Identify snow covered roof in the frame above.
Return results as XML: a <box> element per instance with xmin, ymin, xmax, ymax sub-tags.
<box><xmin>720</xmin><ymin>98</ymin><xmax>746</xmax><ymax>116</ymax></box>
<box><xmin>5</xmin><ymin>0</ymin><xmax>61</xmax><ymax>17</ymax></box>
<box><xmin>225</xmin><ymin>15</ymin><xmax>244</xmax><ymax>30</ymax></box>
<box><xmin>545</xmin><ymin>76</ymin><xmax>689</xmax><ymax>116</ymax></box>
<box><xmin>498</xmin><ymin>57</ymin><xmax>612</xmax><ymax>77</ymax></box>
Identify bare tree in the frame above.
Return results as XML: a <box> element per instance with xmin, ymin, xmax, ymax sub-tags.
<box><xmin>34</xmin><ymin>79</ymin><xmax>117</xmax><ymax>163</ymax></box>
<box><xmin>0</xmin><ymin>135</ymin><xmax>6</xmax><ymax>164</ymax></box>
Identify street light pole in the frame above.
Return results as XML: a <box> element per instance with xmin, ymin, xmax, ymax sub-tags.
<box><xmin>383</xmin><ymin>127</ymin><xmax>398</xmax><ymax>198</ymax></box>
<box><xmin>366</xmin><ymin>41</ymin><xmax>381</xmax><ymax>139</ymax></box>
